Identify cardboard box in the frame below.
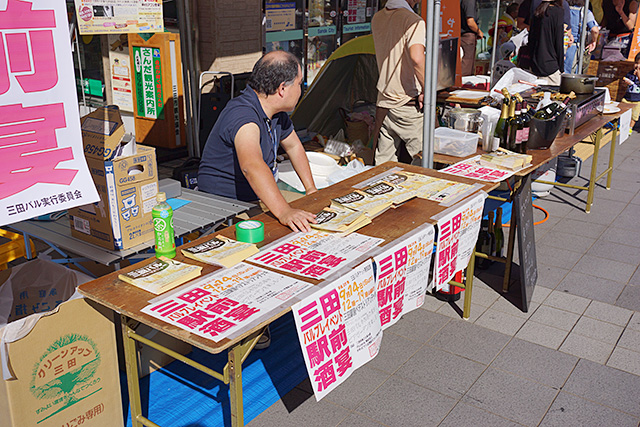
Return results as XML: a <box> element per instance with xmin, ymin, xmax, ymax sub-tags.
<box><xmin>0</xmin><ymin>259</ymin><xmax>123</xmax><ymax>427</ymax></box>
<box><xmin>68</xmin><ymin>106</ymin><xmax>159</xmax><ymax>250</ymax></box>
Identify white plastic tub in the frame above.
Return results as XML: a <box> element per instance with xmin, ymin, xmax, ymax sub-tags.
<box><xmin>434</xmin><ymin>127</ymin><xmax>479</xmax><ymax>157</ymax></box>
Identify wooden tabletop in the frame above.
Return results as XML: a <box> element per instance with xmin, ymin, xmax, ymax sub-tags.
<box><xmin>78</xmin><ymin>162</ymin><xmax>495</xmax><ymax>354</ymax></box>
<box><xmin>434</xmin><ymin>104</ymin><xmax>632</xmax><ymax>176</ymax></box>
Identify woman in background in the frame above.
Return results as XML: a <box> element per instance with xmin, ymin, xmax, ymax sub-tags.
<box><xmin>529</xmin><ymin>0</ymin><xmax>565</xmax><ymax>84</ymax></box>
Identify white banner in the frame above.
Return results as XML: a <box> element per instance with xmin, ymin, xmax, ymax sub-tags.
<box><xmin>142</xmin><ymin>263</ymin><xmax>313</xmax><ymax>342</ymax></box>
<box><xmin>292</xmin><ymin>260</ymin><xmax>382</xmax><ymax>401</ymax></box>
<box><xmin>434</xmin><ymin>193</ymin><xmax>486</xmax><ymax>292</ymax></box>
<box><xmin>373</xmin><ymin>224</ymin><xmax>435</xmax><ymax>329</ymax></box>
<box><xmin>0</xmin><ymin>0</ymin><xmax>99</xmax><ymax>226</ymax></box>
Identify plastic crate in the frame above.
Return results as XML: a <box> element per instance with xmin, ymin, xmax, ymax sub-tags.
<box><xmin>434</xmin><ymin>127</ymin><xmax>479</xmax><ymax>157</ymax></box>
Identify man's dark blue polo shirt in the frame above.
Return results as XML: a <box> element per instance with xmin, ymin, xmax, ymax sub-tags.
<box><xmin>198</xmin><ymin>87</ymin><xmax>294</xmax><ymax>201</ymax></box>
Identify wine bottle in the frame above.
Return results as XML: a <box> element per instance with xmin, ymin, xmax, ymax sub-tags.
<box><xmin>520</xmin><ymin>101</ymin><xmax>531</xmax><ymax>153</ymax></box>
<box><xmin>476</xmin><ymin>219</ymin><xmax>493</xmax><ymax>270</ymax></box>
<box><xmin>488</xmin><ymin>211</ymin><xmax>496</xmax><ymax>261</ymax></box>
<box><xmin>506</xmin><ymin>99</ymin><xmax>518</xmax><ymax>150</ymax></box>
<box><xmin>495</xmin><ymin>100</ymin><xmax>509</xmax><ymax>148</ymax></box>
<box><xmin>534</xmin><ymin>97</ymin><xmax>571</xmax><ymax>120</ymax></box>
<box><xmin>511</xmin><ymin>102</ymin><xmax>522</xmax><ymax>152</ymax></box>
<box><xmin>494</xmin><ymin>207</ymin><xmax>504</xmax><ymax>258</ymax></box>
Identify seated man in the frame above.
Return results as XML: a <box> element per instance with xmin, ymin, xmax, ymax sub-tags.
<box><xmin>198</xmin><ymin>51</ymin><xmax>317</xmax><ymax>232</ymax></box>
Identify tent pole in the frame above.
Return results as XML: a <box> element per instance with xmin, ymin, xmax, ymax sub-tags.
<box><xmin>176</xmin><ymin>0</ymin><xmax>197</xmax><ymax>158</ymax></box>
<box><xmin>490</xmin><ymin>0</ymin><xmax>501</xmax><ymax>86</ymax></box>
<box><xmin>577</xmin><ymin>0</ymin><xmax>591</xmax><ymax>74</ymax></box>
<box><xmin>422</xmin><ymin>0</ymin><xmax>440</xmax><ymax>169</ymax></box>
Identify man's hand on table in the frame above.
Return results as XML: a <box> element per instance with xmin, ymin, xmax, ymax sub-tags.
<box><xmin>278</xmin><ymin>207</ymin><xmax>317</xmax><ymax>232</ymax></box>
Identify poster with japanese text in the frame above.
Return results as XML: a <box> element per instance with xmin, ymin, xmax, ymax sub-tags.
<box><xmin>0</xmin><ymin>0</ymin><xmax>99</xmax><ymax>227</ymax></box>
<box><xmin>132</xmin><ymin>45</ymin><xmax>163</xmax><ymax>119</ymax></box>
<box><xmin>434</xmin><ymin>193</ymin><xmax>486</xmax><ymax>292</ymax></box>
<box><xmin>373</xmin><ymin>224</ymin><xmax>434</xmax><ymax>329</ymax></box>
<box><xmin>247</xmin><ymin>230</ymin><xmax>384</xmax><ymax>280</ymax></box>
<box><xmin>108</xmin><ymin>34</ymin><xmax>134</xmax><ymax>112</ymax></box>
<box><xmin>74</xmin><ymin>0</ymin><xmax>163</xmax><ymax>35</ymax></box>
<box><xmin>440</xmin><ymin>156</ymin><xmax>517</xmax><ymax>183</ymax></box>
<box><xmin>142</xmin><ymin>263</ymin><xmax>313</xmax><ymax>342</ymax></box>
<box><xmin>265</xmin><ymin>2</ymin><xmax>296</xmax><ymax>31</ymax></box>
<box><xmin>293</xmin><ymin>260</ymin><xmax>382</xmax><ymax>401</ymax></box>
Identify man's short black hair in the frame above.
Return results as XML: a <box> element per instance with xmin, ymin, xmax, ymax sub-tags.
<box><xmin>506</xmin><ymin>3</ymin><xmax>519</xmax><ymax>14</ymax></box>
<box><xmin>248</xmin><ymin>51</ymin><xmax>302</xmax><ymax>96</ymax></box>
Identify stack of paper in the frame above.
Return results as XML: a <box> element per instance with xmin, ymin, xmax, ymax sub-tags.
<box><xmin>312</xmin><ymin>206</ymin><xmax>372</xmax><ymax>235</ymax></box>
<box><xmin>481</xmin><ymin>148</ymin><xmax>532</xmax><ymax>170</ymax></box>
<box><xmin>118</xmin><ymin>257</ymin><xmax>203</xmax><ymax>295</ymax></box>
<box><xmin>181</xmin><ymin>235</ymin><xmax>259</xmax><ymax>268</ymax></box>
<box><xmin>331</xmin><ymin>190</ymin><xmax>394</xmax><ymax>218</ymax></box>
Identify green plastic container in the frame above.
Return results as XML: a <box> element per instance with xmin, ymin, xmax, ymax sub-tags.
<box><xmin>152</xmin><ymin>192</ymin><xmax>176</xmax><ymax>258</ymax></box>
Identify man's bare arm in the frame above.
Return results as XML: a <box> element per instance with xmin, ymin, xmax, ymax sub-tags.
<box><xmin>235</xmin><ymin>123</ymin><xmax>316</xmax><ymax>232</ymax></box>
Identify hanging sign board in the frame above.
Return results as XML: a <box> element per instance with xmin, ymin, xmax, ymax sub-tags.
<box><xmin>265</xmin><ymin>2</ymin><xmax>296</xmax><ymax>32</ymax></box>
<box><xmin>0</xmin><ymin>0</ymin><xmax>99</xmax><ymax>227</ymax></box>
<box><xmin>108</xmin><ymin>34</ymin><xmax>134</xmax><ymax>112</ymax></box>
<box><xmin>73</xmin><ymin>0</ymin><xmax>163</xmax><ymax>35</ymax></box>
<box><xmin>514</xmin><ymin>175</ymin><xmax>538</xmax><ymax>312</ymax></box>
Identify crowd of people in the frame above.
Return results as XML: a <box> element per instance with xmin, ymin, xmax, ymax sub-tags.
<box><xmin>462</xmin><ymin>0</ymin><xmax>638</xmax><ymax>84</ymax></box>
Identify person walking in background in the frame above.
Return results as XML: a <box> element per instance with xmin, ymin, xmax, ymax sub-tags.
<box><xmin>529</xmin><ymin>0</ymin><xmax>565</xmax><ymax>85</ymax></box>
<box><xmin>461</xmin><ymin>0</ymin><xmax>484</xmax><ymax>76</ymax></box>
<box><xmin>565</xmin><ymin>0</ymin><xmax>600</xmax><ymax>73</ymax></box>
<box><xmin>371</xmin><ymin>0</ymin><xmax>425</xmax><ymax>165</ymax></box>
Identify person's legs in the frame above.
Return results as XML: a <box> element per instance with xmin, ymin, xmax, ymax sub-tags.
<box><xmin>375</xmin><ymin>115</ymin><xmax>400</xmax><ymax>165</ymax></box>
<box><xmin>564</xmin><ymin>44</ymin><xmax>577</xmax><ymax>74</ymax></box>
<box><xmin>460</xmin><ymin>32</ymin><xmax>477</xmax><ymax>76</ymax></box>
<box><xmin>622</xmin><ymin>99</ymin><xmax>640</xmax><ymax>129</ymax></box>
<box><xmin>389</xmin><ymin>104</ymin><xmax>424</xmax><ymax>162</ymax></box>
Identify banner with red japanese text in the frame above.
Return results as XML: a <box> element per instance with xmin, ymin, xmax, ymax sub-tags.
<box><xmin>433</xmin><ymin>193</ymin><xmax>486</xmax><ymax>292</ymax></box>
<box><xmin>247</xmin><ymin>230</ymin><xmax>383</xmax><ymax>280</ymax></box>
<box><xmin>372</xmin><ymin>223</ymin><xmax>435</xmax><ymax>329</ymax></box>
<box><xmin>142</xmin><ymin>263</ymin><xmax>313</xmax><ymax>342</ymax></box>
<box><xmin>0</xmin><ymin>0</ymin><xmax>99</xmax><ymax>226</ymax></box>
<box><xmin>440</xmin><ymin>156</ymin><xmax>517</xmax><ymax>183</ymax></box>
<box><xmin>292</xmin><ymin>260</ymin><xmax>382</xmax><ymax>401</ymax></box>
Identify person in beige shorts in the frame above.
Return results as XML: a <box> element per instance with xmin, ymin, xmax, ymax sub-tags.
<box><xmin>371</xmin><ymin>0</ymin><xmax>425</xmax><ymax>165</ymax></box>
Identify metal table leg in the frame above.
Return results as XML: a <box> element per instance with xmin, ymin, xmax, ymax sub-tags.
<box><xmin>462</xmin><ymin>251</ymin><xmax>476</xmax><ymax>319</ymax></box>
<box><xmin>121</xmin><ymin>316</ymin><xmax>144</xmax><ymax>427</ymax></box>
<box><xmin>585</xmin><ymin>127</ymin><xmax>603</xmax><ymax>213</ymax></box>
<box><xmin>606</xmin><ymin>118</ymin><xmax>619</xmax><ymax>190</ymax></box>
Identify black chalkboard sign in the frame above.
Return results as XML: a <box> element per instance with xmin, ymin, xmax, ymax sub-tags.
<box><xmin>514</xmin><ymin>174</ymin><xmax>538</xmax><ymax>312</ymax></box>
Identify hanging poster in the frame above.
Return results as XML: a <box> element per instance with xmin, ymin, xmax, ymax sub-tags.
<box><xmin>293</xmin><ymin>260</ymin><xmax>382</xmax><ymax>401</ymax></box>
<box><xmin>247</xmin><ymin>230</ymin><xmax>383</xmax><ymax>280</ymax></box>
<box><xmin>372</xmin><ymin>223</ymin><xmax>435</xmax><ymax>329</ymax></box>
<box><xmin>108</xmin><ymin>34</ymin><xmax>134</xmax><ymax>112</ymax></box>
<box><xmin>0</xmin><ymin>0</ymin><xmax>99</xmax><ymax>227</ymax></box>
<box><xmin>142</xmin><ymin>263</ymin><xmax>313</xmax><ymax>342</ymax></box>
<box><xmin>265</xmin><ymin>2</ymin><xmax>296</xmax><ymax>32</ymax></box>
<box><xmin>433</xmin><ymin>192</ymin><xmax>486</xmax><ymax>292</ymax></box>
<box><xmin>73</xmin><ymin>0</ymin><xmax>163</xmax><ymax>35</ymax></box>
<box><xmin>132</xmin><ymin>45</ymin><xmax>164</xmax><ymax>119</ymax></box>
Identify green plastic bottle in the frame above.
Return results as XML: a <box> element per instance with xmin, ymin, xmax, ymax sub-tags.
<box><xmin>152</xmin><ymin>192</ymin><xmax>176</xmax><ymax>258</ymax></box>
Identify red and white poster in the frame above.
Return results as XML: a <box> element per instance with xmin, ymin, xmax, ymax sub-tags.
<box><xmin>440</xmin><ymin>156</ymin><xmax>516</xmax><ymax>183</ymax></box>
<box><xmin>247</xmin><ymin>230</ymin><xmax>383</xmax><ymax>280</ymax></box>
<box><xmin>373</xmin><ymin>223</ymin><xmax>435</xmax><ymax>329</ymax></box>
<box><xmin>434</xmin><ymin>193</ymin><xmax>486</xmax><ymax>292</ymax></box>
<box><xmin>142</xmin><ymin>263</ymin><xmax>313</xmax><ymax>342</ymax></box>
<box><xmin>0</xmin><ymin>0</ymin><xmax>99</xmax><ymax>226</ymax></box>
<box><xmin>292</xmin><ymin>260</ymin><xmax>382</xmax><ymax>401</ymax></box>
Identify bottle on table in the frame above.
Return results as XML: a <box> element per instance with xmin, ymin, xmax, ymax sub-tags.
<box><xmin>534</xmin><ymin>97</ymin><xmax>571</xmax><ymax>120</ymax></box>
<box><xmin>152</xmin><ymin>192</ymin><xmax>176</xmax><ymax>258</ymax></box>
<box><xmin>510</xmin><ymin>102</ymin><xmax>522</xmax><ymax>152</ymax></box>
<box><xmin>494</xmin><ymin>207</ymin><xmax>504</xmax><ymax>258</ymax></box>
<box><xmin>488</xmin><ymin>211</ymin><xmax>496</xmax><ymax>259</ymax></box>
<box><xmin>519</xmin><ymin>101</ymin><xmax>531</xmax><ymax>153</ymax></box>
<box><xmin>505</xmin><ymin>98</ymin><xmax>517</xmax><ymax>150</ymax></box>
<box><xmin>495</xmin><ymin>99</ymin><xmax>510</xmax><ymax>148</ymax></box>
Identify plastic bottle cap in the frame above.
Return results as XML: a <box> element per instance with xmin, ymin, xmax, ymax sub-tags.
<box><xmin>156</xmin><ymin>192</ymin><xmax>166</xmax><ymax>202</ymax></box>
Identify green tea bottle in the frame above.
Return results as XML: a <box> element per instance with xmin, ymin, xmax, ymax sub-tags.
<box><xmin>152</xmin><ymin>192</ymin><xmax>176</xmax><ymax>258</ymax></box>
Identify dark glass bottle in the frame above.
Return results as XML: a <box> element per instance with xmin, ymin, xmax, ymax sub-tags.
<box><xmin>534</xmin><ymin>97</ymin><xmax>571</xmax><ymax>120</ymax></box>
<box><xmin>494</xmin><ymin>208</ymin><xmax>504</xmax><ymax>258</ymax></box>
<box><xmin>520</xmin><ymin>101</ymin><xmax>531</xmax><ymax>153</ymax></box>
<box><xmin>476</xmin><ymin>218</ymin><xmax>493</xmax><ymax>270</ymax></box>
<box><xmin>495</xmin><ymin>100</ymin><xmax>509</xmax><ymax>148</ymax></box>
